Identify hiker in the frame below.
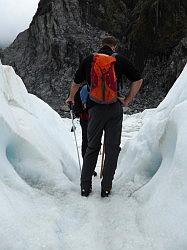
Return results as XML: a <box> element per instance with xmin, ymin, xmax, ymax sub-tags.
<box><xmin>73</xmin><ymin>85</ymin><xmax>97</xmax><ymax>176</ymax></box>
<box><xmin>66</xmin><ymin>36</ymin><xmax>143</xmax><ymax>197</ymax></box>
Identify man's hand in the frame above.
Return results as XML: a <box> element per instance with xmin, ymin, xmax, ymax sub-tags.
<box><xmin>65</xmin><ymin>97</ymin><xmax>75</xmax><ymax>106</ymax></box>
<box><xmin>123</xmin><ymin>98</ymin><xmax>130</xmax><ymax>106</ymax></box>
<box><xmin>65</xmin><ymin>97</ymin><xmax>74</xmax><ymax>111</ymax></box>
<box><xmin>117</xmin><ymin>97</ymin><xmax>130</xmax><ymax>106</ymax></box>
<box><xmin>118</xmin><ymin>79</ymin><xmax>143</xmax><ymax>106</ymax></box>
<box><xmin>65</xmin><ymin>81</ymin><xmax>80</xmax><ymax>107</ymax></box>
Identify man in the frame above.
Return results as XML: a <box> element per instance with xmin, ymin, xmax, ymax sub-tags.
<box><xmin>66</xmin><ymin>36</ymin><xmax>143</xmax><ymax>197</ymax></box>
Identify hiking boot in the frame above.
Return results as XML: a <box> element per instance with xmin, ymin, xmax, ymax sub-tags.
<box><xmin>101</xmin><ymin>189</ymin><xmax>111</xmax><ymax>198</ymax></box>
<box><xmin>81</xmin><ymin>187</ymin><xmax>92</xmax><ymax>197</ymax></box>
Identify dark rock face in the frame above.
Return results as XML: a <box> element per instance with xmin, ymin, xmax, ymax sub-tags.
<box><xmin>1</xmin><ymin>0</ymin><xmax>187</xmax><ymax>115</ymax></box>
<box><xmin>1</xmin><ymin>0</ymin><xmax>107</xmax><ymax>115</ymax></box>
<box><xmin>127</xmin><ymin>37</ymin><xmax>187</xmax><ymax>113</ymax></box>
<box><xmin>0</xmin><ymin>49</ymin><xmax>3</xmax><ymax>59</ymax></box>
<box><xmin>126</xmin><ymin>0</ymin><xmax>187</xmax><ymax>112</ymax></box>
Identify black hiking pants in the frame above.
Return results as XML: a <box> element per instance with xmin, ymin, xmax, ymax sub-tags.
<box><xmin>81</xmin><ymin>101</ymin><xmax>123</xmax><ymax>191</ymax></box>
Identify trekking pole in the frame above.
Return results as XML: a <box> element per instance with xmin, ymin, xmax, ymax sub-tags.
<box><xmin>100</xmin><ymin>143</ymin><xmax>105</xmax><ymax>179</ymax></box>
<box><xmin>69</xmin><ymin>102</ymin><xmax>82</xmax><ymax>173</ymax></box>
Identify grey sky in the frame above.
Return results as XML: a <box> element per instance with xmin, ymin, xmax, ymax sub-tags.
<box><xmin>0</xmin><ymin>0</ymin><xmax>39</xmax><ymax>48</ymax></box>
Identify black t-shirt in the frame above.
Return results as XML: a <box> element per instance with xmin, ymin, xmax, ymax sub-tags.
<box><xmin>74</xmin><ymin>45</ymin><xmax>142</xmax><ymax>85</ymax></box>
<box><xmin>74</xmin><ymin>45</ymin><xmax>142</xmax><ymax>108</ymax></box>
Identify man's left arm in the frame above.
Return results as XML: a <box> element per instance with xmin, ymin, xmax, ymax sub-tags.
<box><xmin>123</xmin><ymin>79</ymin><xmax>143</xmax><ymax>106</ymax></box>
<box><xmin>118</xmin><ymin>55</ymin><xmax>143</xmax><ymax>106</ymax></box>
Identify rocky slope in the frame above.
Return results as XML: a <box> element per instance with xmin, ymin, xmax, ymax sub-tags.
<box><xmin>1</xmin><ymin>0</ymin><xmax>187</xmax><ymax>115</ymax></box>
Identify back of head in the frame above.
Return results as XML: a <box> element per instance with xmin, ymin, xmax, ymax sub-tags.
<box><xmin>101</xmin><ymin>36</ymin><xmax>117</xmax><ymax>48</ymax></box>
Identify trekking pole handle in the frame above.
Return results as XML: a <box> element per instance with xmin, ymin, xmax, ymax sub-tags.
<box><xmin>69</xmin><ymin>104</ymin><xmax>82</xmax><ymax>173</ymax></box>
<box><xmin>68</xmin><ymin>102</ymin><xmax>73</xmax><ymax>111</ymax></box>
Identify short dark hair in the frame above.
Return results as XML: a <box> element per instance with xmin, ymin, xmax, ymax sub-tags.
<box><xmin>102</xmin><ymin>36</ymin><xmax>117</xmax><ymax>47</ymax></box>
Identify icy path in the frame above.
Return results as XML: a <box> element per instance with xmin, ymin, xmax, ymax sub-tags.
<box><xmin>1</xmin><ymin>62</ymin><xmax>187</xmax><ymax>249</ymax></box>
<box><xmin>0</xmin><ymin>63</ymin><xmax>154</xmax><ymax>249</ymax></box>
<box><xmin>52</xmin><ymin>182</ymin><xmax>153</xmax><ymax>250</ymax></box>
<box><xmin>54</xmin><ymin>114</ymin><xmax>153</xmax><ymax>250</ymax></box>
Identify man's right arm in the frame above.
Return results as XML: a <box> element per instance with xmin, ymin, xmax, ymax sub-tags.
<box><xmin>66</xmin><ymin>57</ymin><xmax>87</xmax><ymax>105</ymax></box>
<box><xmin>66</xmin><ymin>82</ymin><xmax>80</xmax><ymax>105</ymax></box>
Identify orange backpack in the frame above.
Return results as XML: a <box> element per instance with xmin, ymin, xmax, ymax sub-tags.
<box><xmin>90</xmin><ymin>53</ymin><xmax>117</xmax><ymax>104</ymax></box>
